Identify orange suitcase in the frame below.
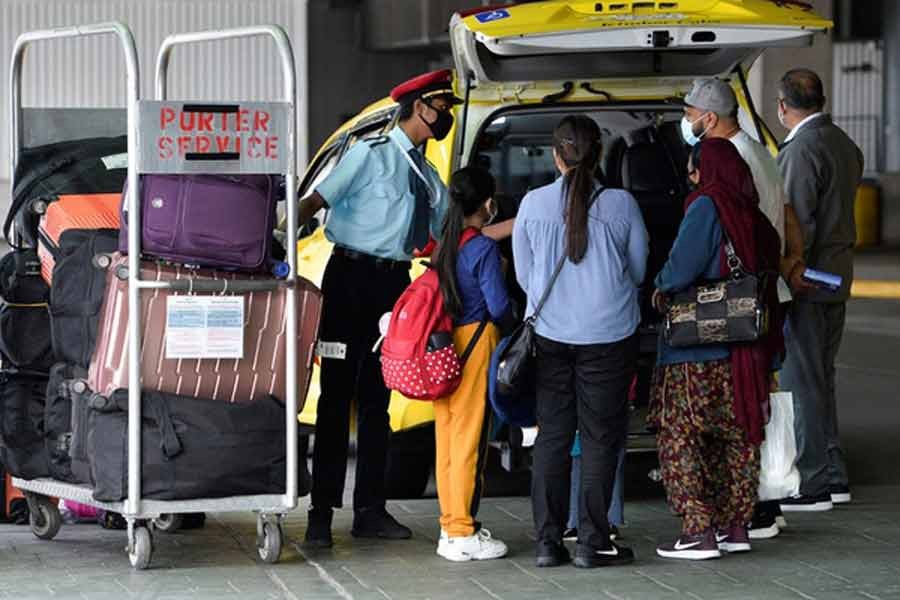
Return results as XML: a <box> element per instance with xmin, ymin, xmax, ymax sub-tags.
<box><xmin>37</xmin><ymin>193</ymin><xmax>120</xmax><ymax>284</ymax></box>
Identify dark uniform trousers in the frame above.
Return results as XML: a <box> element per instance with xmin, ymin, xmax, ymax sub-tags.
<box><xmin>311</xmin><ymin>252</ymin><xmax>410</xmax><ymax>511</ymax></box>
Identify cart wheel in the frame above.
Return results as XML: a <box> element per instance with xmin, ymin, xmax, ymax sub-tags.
<box><xmin>29</xmin><ymin>499</ymin><xmax>62</xmax><ymax>540</ymax></box>
<box><xmin>257</xmin><ymin>521</ymin><xmax>283</xmax><ymax>564</ymax></box>
<box><xmin>128</xmin><ymin>526</ymin><xmax>153</xmax><ymax>570</ymax></box>
<box><xmin>153</xmin><ymin>513</ymin><xmax>184</xmax><ymax>534</ymax></box>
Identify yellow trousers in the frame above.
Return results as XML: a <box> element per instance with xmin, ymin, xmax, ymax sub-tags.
<box><xmin>434</xmin><ymin>321</ymin><xmax>500</xmax><ymax>538</ymax></box>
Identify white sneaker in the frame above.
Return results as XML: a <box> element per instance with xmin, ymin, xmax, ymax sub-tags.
<box><xmin>436</xmin><ymin>529</ymin><xmax>508</xmax><ymax>562</ymax></box>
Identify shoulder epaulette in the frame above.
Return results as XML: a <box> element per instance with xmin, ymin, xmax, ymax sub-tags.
<box><xmin>364</xmin><ymin>135</ymin><xmax>390</xmax><ymax>148</ymax></box>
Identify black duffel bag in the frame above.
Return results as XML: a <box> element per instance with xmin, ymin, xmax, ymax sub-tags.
<box><xmin>88</xmin><ymin>390</ymin><xmax>293</xmax><ymax>502</ymax></box>
<box><xmin>44</xmin><ymin>363</ymin><xmax>90</xmax><ymax>483</ymax></box>
<box><xmin>0</xmin><ymin>369</ymin><xmax>50</xmax><ymax>480</ymax></box>
<box><xmin>0</xmin><ymin>249</ymin><xmax>54</xmax><ymax>371</ymax></box>
<box><xmin>48</xmin><ymin>229</ymin><xmax>118</xmax><ymax>368</ymax></box>
<box><xmin>6</xmin><ymin>136</ymin><xmax>127</xmax><ymax>248</ymax></box>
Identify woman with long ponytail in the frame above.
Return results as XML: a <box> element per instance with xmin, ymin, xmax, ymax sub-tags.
<box><xmin>432</xmin><ymin>166</ymin><xmax>513</xmax><ymax>562</ymax></box>
<box><xmin>512</xmin><ymin>115</ymin><xmax>649</xmax><ymax>568</ymax></box>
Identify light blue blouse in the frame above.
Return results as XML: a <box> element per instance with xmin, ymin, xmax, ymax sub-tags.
<box><xmin>512</xmin><ymin>177</ymin><xmax>649</xmax><ymax>345</ymax></box>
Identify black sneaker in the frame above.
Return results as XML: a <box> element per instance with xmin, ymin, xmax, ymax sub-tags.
<box><xmin>562</xmin><ymin>528</ymin><xmax>578</xmax><ymax>542</ymax></box>
<box><xmin>304</xmin><ymin>507</ymin><xmax>334</xmax><ymax>549</ymax></box>
<box><xmin>749</xmin><ymin>502</ymin><xmax>780</xmax><ymax>540</ymax></box>
<box><xmin>656</xmin><ymin>529</ymin><xmax>721</xmax><ymax>561</ymax></box>
<box><xmin>351</xmin><ymin>507</ymin><xmax>412</xmax><ymax>540</ymax></box>
<box><xmin>779</xmin><ymin>493</ymin><xmax>833</xmax><ymax>512</ymax></box>
<box><xmin>535</xmin><ymin>541</ymin><xmax>571</xmax><ymax>568</ymax></box>
<box><xmin>573</xmin><ymin>541</ymin><xmax>635</xmax><ymax>568</ymax></box>
<box><xmin>830</xmin><ymin>485</ymin><xmax>852</xmax><ymax>505</ymax></box>
<box><xmin>609</xmin><ymin>525</ymin><xmax>621</xmax><ymax>541</ymax></box>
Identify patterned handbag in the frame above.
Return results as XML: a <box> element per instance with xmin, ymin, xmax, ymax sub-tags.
<box><xmin>663</xmin><ymin>238</ymin><xmax>768</xmax><ymax>347</ymax></box>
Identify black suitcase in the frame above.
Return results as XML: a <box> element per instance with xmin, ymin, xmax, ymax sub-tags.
<box><xmin>48</xmin><ymin>229</ymin><xmax>118</xmax><ymax>368</ymax></box>
<box><xmin>88</xmin><ymin>389</ymin><xmax>292</xmax><ymax>502</ymax></box>
<box><xmin>44</xmin><ymin>363</ymin><xmax>90</xmax><ymax>483</ymax></box>
<box><xmin>0</xmin><ymin>369</ymin><xmax>50</xmax><ymax>479</ymax></box>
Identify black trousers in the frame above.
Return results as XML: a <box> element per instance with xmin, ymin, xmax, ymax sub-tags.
<box><xmin>311</xmin><ymin>253</ymin><xmax>410</xmax><ymax>511</ymax></box>
<box><xmin>531</xmin><ymin>333</ymin><xmax>638</xmax><ymax>550</ymax></box>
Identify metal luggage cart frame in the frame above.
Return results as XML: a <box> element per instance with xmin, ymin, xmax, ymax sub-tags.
<box><xmin>9</xmin><ymin>22</ymin><xmax>302</xmax><ymax>569</ymax></box>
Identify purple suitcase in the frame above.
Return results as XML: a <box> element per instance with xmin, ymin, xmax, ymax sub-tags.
<box><xmin>119</xmin><ymin>174</ymin><xmax>278</xmax><ymax>271</ymax></box>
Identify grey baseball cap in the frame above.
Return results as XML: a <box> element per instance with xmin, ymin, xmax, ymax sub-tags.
<box><xmin>683</xmin><ymin>78</ymin><xmax>737</xmax><ymax>115</ymax></box>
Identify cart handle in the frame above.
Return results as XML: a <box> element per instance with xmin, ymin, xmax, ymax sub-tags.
<box><xmin>8</xmin><ymin>22</ymin><xmax>140</xmax><ymax>248</ymax></box>
<box><xmin>155</xmin><ymin>25</ymin><xmax>296</xmax><ymax>105</ymax></box>
<box><xmin>154</xmin><ymin>26</ymin><xmax>301</xmax><ymax>510</ymax></box>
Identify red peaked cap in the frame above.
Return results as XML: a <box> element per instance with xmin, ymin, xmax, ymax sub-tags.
<box><xmin>390</xmin><ymin>69</ymin><xmax>463</xmax><ymax>106</ymax></box>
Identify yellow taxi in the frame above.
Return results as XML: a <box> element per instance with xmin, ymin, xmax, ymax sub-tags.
<box><xmin>295</xmin><ymin>0</ymin><xmax>831</xmax><ymax>498</ymax></box>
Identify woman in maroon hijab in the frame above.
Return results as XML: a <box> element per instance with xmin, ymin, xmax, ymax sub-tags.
<box><xmin>649</xmin><ymin>138</ymin><xmax>782</xmax><ymax>561</ymax></box>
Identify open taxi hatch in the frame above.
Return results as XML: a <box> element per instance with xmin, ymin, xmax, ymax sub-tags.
<box><xmin>450</xmin><ymin>0</ymin><xmax>831</xmax><ymax>87</ymax></box>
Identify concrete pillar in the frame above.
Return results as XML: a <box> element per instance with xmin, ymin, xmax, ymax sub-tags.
<box><xmin>883</xmin><ymin>1</ymin><xmax>900</xmax><ymax>172</ymax></box>
<box><xmin>757</xmin><ymin>0</ymin><xmax>834</xmax><ymax>142</ymax></box>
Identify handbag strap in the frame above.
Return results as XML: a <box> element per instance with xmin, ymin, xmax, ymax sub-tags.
<box><xmin>723</xmin><ymin>234</ymin><xmax>745</xmax><ymax>277</ymax></box>
<box><xmin>530</xmin><ymin>186</ymin><xmax>604</xmax><ymax>322</ymax></box>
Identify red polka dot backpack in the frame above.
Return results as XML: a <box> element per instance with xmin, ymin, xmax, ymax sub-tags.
<box><xmin>380</xmin><ymin>229</ymin><xmax>487</xmax><ymax>400</ymax></box>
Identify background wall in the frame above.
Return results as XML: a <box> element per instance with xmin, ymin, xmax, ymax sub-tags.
<box><xmin>0</xmin><ymin>0</ymin><xmax>311</xmax><ymax>173</ymax></box>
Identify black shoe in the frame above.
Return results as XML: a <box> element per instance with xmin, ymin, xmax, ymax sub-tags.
<box><xmin>609</xmin><ymin>525</ymin><xmax>621</xmax><ymax>541</ymax></box>
<box><xmin>573</xmin><ymin>541</ymin><xmax>635</xmax><ymax>568</ymax></box>
<box><xmin>535</xmin><ymin>541</ymin><xmax>571</xmax><ymax>568</ymax></box>
<box><xmin>780</xmin><ymin>493</ymin><xmax>833</xmax><ymax>512</ymax></box>
<box><xmin>749</xmin><ymin>502</ymin><xmax>780</xmax><ymax>540</ymax></box>
<box><xmin>304</xmin><ymin>508</ymin><xmax>334</xmax><ymax>549</ymax></box>
<box><xmin>830</xmin><ymin>485</ymin><xmax>852</xmax><ymax>505</ymax></box>
<box><xmin>351</xmin><ymin>507</ymin><xmax>412</xmax><ymax>540</ymax></box>
<box><xmin>562</xmin><ymin>528</ymin><xmax>578</xmax><ymax>542</ymax></box>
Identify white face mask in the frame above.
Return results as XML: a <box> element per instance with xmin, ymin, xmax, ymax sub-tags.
<box><xmin>680</xmin><ymin>113</ymin><xmax>711</xmax><ymax>146</ymax></box>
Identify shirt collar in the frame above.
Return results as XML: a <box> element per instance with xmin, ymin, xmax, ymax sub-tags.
<box><xmin>389</xmin><ymin>125</ymin><xmax>417</xmax><ymax>152</ymax></box>
<box><xmin>784</xmin><ymin>112</ymin><xmax>824</xmax><ymax>143</ymax></box>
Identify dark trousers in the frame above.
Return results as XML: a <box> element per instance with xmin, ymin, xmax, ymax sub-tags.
<box><xmin>780</xmin><ymin>300</ymin><xmax>849</xmax><ymax>497</ymax></box>
<box><xmin>311</xmin><ymin>253</ymin><xmax>410</xmax><ymax>511</ymax></box>
<box><xmin>531</xmin><ymin>333</ymin><xmax>638</xmax><ymax>550</ymax></box>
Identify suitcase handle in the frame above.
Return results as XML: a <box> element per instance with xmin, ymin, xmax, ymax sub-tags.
<box><xmin>114</xmin><ymin>264</ymin><xmax>284</xmax><ymax>293</ymax></box>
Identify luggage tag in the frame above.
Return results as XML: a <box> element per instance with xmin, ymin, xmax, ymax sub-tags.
<box><xmin>317</xmin><ymin>341</ymin><xmax>347</xmax><ymax>360</ymax></box>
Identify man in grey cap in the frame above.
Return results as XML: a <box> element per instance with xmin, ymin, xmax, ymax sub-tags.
<box><xmin>681</xmin><ymin>77</ymin><xmax>810</xmax><ymax>539</ymax></box>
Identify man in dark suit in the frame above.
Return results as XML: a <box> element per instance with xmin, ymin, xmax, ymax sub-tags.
<box><xmin>775</xmin><ymin>68</ymin><xmax>864</xmax><ymax>512</ymax></box>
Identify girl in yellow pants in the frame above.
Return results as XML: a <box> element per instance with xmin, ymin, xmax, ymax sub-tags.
<box><xmin>432</xmin><ymin>167</ymin><xmax>513</xmax><ymax>562</ymax></box>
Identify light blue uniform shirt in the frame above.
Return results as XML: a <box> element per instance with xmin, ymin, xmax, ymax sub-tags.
<box><xmin>316</xmin><ymin>126</ymin><xmax>448</xmax><ymax>261</ymax></box>
<box><xmin>512</xmin><ymin>177</ymin><xmax>649</xmax><ymax>345</ymax></box>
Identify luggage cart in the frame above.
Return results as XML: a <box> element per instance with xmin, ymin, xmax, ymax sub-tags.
<box><xmin>10</xmin><ymin>23</ymin><xmax>305</xmax><ymax>570</ymax></box>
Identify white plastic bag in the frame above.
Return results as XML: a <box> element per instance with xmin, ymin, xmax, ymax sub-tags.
<box><xmin>758</xmin><ymin>391</ymin><xmax>801</xmax><ymax>501</ymax></box>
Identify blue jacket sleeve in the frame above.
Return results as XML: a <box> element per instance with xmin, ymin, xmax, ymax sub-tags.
<box><xmin>655</xmin><ymin>196</ymin><xmax>722</xmax><ymax>293</ymax></box>
<box><xmin>624</xmin><ymin>192</ymin><xmax>650</xmax><ymax>286</ymax></box>
<box><xmin>475</xmin><ymin>239</ymin><xmax>511</xmax><ymax>322</ymax></box>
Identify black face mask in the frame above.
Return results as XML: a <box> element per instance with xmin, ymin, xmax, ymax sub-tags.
<box><xmin>419</xmin><ymin>106</ymin><xmax>454</xmax><ymax>141</ymax></box>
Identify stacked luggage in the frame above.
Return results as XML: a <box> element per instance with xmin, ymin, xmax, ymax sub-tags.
<box><xmin>1</xmin><ymin>22</ymin><xmax>320</xmax><ymax>569</ymax></box>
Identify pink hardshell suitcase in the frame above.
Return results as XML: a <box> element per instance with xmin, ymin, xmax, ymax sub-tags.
<box><xmin>87</xmin><ymin>253</ymin><xmax>322</xmax><ymax>405</ymax></box>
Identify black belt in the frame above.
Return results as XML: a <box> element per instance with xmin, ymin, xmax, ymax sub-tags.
<box><xmin>333</xmin><ymin>247</ymin><xmax>411</xmax><ymax>272</ymax></box>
